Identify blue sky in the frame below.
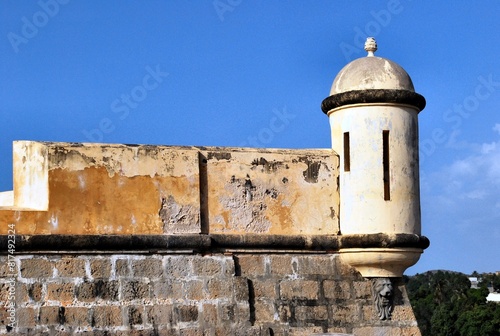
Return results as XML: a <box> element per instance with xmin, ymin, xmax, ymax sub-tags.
<box><xmin>0</xmin><ymin>1</ymin><xmax>499</xmax><ymax>275</ymax></box>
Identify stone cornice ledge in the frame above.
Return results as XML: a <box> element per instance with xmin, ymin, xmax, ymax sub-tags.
<box><xmin>321</xmin><ymin>89</ymin><xmax>426</xmax><ymax>114</ymax></box>
<box><xmin>0</xmin><ymin>233</ymin><xmax>429</xmax><ymax>253</ymax></box>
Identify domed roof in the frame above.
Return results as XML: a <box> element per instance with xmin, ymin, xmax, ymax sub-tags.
<box><xmin>330</xmin><ymin>38</ymin><xmax>415</xmax><ymax>95</ymax></box>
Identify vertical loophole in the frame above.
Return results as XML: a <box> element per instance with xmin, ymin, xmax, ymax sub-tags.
<box><xmin>383</xmin><ymin>130</ymin><xmax>390</xmax><ymax>201</ymax></box>
<box><xmin>343</xmin><ymin>132</ymin><xmax>350</xmax><ymax>172</ymax></box>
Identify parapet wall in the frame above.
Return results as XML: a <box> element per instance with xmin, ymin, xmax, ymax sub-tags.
<box><xmin>0</xmin><ymin>142</ymin><xmax>338</xmax><ymax>235</ymax></box>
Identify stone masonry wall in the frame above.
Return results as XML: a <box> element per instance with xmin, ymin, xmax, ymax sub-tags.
<box><xmin>0</xmin><ymin>252</ymin><xmax>421</xmax><ymax>335</ymax></box>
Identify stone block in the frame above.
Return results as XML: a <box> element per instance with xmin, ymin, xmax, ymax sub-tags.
<box><xmin>0</xmin><ymin>258</ymin><xmax>14</xmax><ymax>277</ymax></box>
<box><xmin>115</xmin><ymin>258</ymin><xmax>130</xmax><ymax>277</ymax></box>
<box><xmin>235</xmin><ymin>255</ymin><xmax>266</xmax><ymax>277</ymax></box>
<box><xmin>192</xmin><ymin>256</ymin><xmax>225</xmax><ymax>277</ymax></box>
<box><xmin>175</xmin><ymin>305</ymin><xmax>198</xmax><ymax>322</ymax></box>
<box><xmin>179</xmin><ymin>328</ymin><xmax>203</xmax><ymax>336</ymax></box>
<box><xmin>391</xmin><ymin>305</ymin><xmax>417</xmax><ymax>321</ymax></box>
<box><xmin>41</xmin><ymin>331</ymin><xmax>73</xmax><ymax>336</ymax></box>
<box><xmin>201</xmin><ymin>303</ymin><xmax>217</xmax><ymax>324</ymax></box>
<box><xmin>295</xmin><ymin>305</ymin><xmax>328</xmax><ymax>321</ymax></box>
<box><xmin>20</xmin><ymin>258</ymin><xmax>53</xmax><ymax>278</ymax></box>
<box><xmin>122</xmin><ymin>280</ymin><xmax>150</xmax><ymax>300</ymax></box>
<box><xmin>170</xmin><ymin>281</ymin><xmax>184</xmax><ymax>300</ymax></box>
<box><xmin>97</xmin><ymin>280</ymin><xmax>119</xmax><ymax>301</ymax></box>
<box><xmin>331</xmin><ymin>304</ymin><xmax>359</xmax><ymax>325</ymax></box>
<box><xmin>92</xmin><ymin>306</ymin><xmax>123</xmax><ymax>327</ymax></box>
<box><xmin>39</xmin><ymin>306</ymin><xmax>69</xmax><ymax>325</ymax></box>
<box><xmin>234</xmin><ymin>277</ymin><xmax>249</xmax><ymax>302</ymax></box>
<box><xmin>219</xmin><ymin>304</ymin><xmax>235</xmax><ymax>322</ymax></box>
<box><xmin>127</xmin><ymin>305</ymin><xmax>144</xmax><ymax>325</ymax></box>
<box><xmin>323</xmin><ymin>280</ymin><xmax>351</xmax><ymax>300</ymax></box>
<box><xmin>76</xmin><ymin>280</ymin><xmax>119</xmax><ymax>302</ymax></box>
<box><xmin>235</xmin><ymin>302</ymin><xmax>251</xmax><ymax>323</ymax></box>
<box><xmin>0</xmin><ymin>284</ymin><xmax>8</xmax><ymax>307</ymax></box>
<box><xmin>252</xmin><ymin>279</ymin><xmax>277</xmax><ymax>299</ymax></box>
<box><xmin>399</xmin><ymin>327</ymin><xmax>422</xmax><ymax>336</ymax></box>
<box><xmin>17</xmin><ymin>307</ymin><xmax>36</xmax><ymax>328</ymax></box>
<box><xmin>55</xmin><ymin>258</ymin><xmax>86</xmax><ymax>277</ymax></box>
<box><xmin>206</xmin><ymin>279</ymin><xmax>232</xmax><ymax>299</ymax></box>
<box><xmin>223</xmin><ymin>258</ymin><xmax>236</xmax><ymax>276</ymax></box>
<box><xmin>185</xmin><ymin>280</ymin><xmax>203</xmax><ymax>300</ymax></box>
<box><xmin>28</xmin><ymin>283</ymin><xmax>43</xmax><ymax>302</ymax></box>
<box><xmin>297</xmin><ymin>255</ymin><xmax>337</xmax><ymax>275</ymax></box>
<box><xmin>280</xmin><ymin>280</ymin><xmax>319</xmax><ymax>300</ymax></box>
<box><xmin>47</xmin><ymin>283</ymin><xmax>75</xmax><ymax>303</ymax></box>
<box><xmin>288</xmin><ymin>327</ymin><xmax>324</xmax><ymax>335</ymax></box>
<box><xmin>90</xmin><ymin>258</ymin><xmax>112</xmax><ymax>278</ymax></box>
<box><xmin>132</xmin><ymin>258</ymin><xmax>163</xmax><ymax>278</ymax></box>
<box><xmin>76</xmin><ymin>281</ymin><xmax>96</xmax><ymax>302</ymax></box>
<box><xmin>165</xmin><ymin>256</ymin><xmax>192</xmax><ymax>278</ymax></box>
<box><xmin>225</xmin><ymin>326</ymin><xmax>266</xmax><ymax>336</ymax></box>
<box><xmin>254</xmin><ymin>300</ymin><xmax>276</xmax><ymax>323</ymax></box>
<box><xmin>65</xmin><ymin>307</ymin><xmax>91</xmax><ymax>326</ymax></box>
<box><xmin>265</xmin><ymin>326</ymin><xmax>288</xmax><ymax>336</ymax></box>
<box><xmin>93</xmin><ymin>331</ymin><xmax>126</xmax><ymax>336</ymax></box>
<box><xmin>114</xmin><ymin>330</ymin><xmax>158</xmax><ymax>336</ymax></box>
<box><xmin>352</xmin><ymin>326</ymin><xmax>421</xmax><ymax>336</ymax></box>
<box><xmin>326</xmin><ymin>327</ymin><xmax>349</xmax><ymax>334</ymax></box>
<box><xmin>362</xmin><ymin>304</ymin><xmax>375</xmax><ymax>321</ymax></box>
<box><xmin>152</xmin><ymin>279</ymin><xmax>174</xmax><ymax>299</ymax></box>
<box><xmin>278</xmin><ymin>304</ymin><xmax>291</xmax><ymax>323</ymax></box>
<box><xmin>335</xmin><ymin>258</ymin><xmax>361</xmax><ymax>278</ymax></box>
<box><xmin>269</xmin><ymin>255</ymin><xmax>294</xmax><ymax>276</ymax></box>
<box><xmin>0</xmin><ymin>308</ymin><xmax>11</xmax><ymax>330</ymax></box>
<box><xmin>147</xmin><ymin>304</ymin><xmax>175</xmax><ymax>326</ymax></box>
<box><xmin>353</xmin><ymin>280</ymin><xmax>371</xmax><ymax>299</ymax></box>
<box><xmin>15</xmin><ymin>282</ymin><xmax>29</xmax><ymax>305</ymax></box>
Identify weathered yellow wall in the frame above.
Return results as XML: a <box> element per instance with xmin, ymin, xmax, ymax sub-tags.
<box><xmin>205</xmin><ymin>149</ymin><xmax>338</xmax><ymax>235</ymax></box>
<box><xmin>0</xmin><ymin>141</ymin><xmax>339</xmax><ymax>235</ymax></box>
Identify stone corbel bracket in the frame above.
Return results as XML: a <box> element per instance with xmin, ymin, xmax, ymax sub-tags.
<box><xmin>371</xmin><ymin>277</ymin><xmax>394</xmax><ymax>320</ymax></box>
<box><xmin>339</xmin><ymin>233</ymin><xmax>430</xmax><ymax>277</ymax></box>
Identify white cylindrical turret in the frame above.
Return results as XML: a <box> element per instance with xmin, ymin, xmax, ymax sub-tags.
<box><xmin>322</xmin><ymin>38</ymin><xmax>427</xmax><ymax>277</ymax></box>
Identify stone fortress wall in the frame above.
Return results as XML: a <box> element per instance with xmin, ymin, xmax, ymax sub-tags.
<box><xmin>0</xmin><ymin>142</ymin><xmax>424</xmax><ymax>335</ymax></box>
<box><xmin>0</xmin><ymin>38</ymin><xmax>429</xmax><ymax>335</ymax></box>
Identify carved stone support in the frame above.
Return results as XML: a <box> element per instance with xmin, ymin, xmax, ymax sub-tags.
<box><xmin>371</xmin><ymin>278</ymin><xmax>394</xmax><ymax>320</ymax></box>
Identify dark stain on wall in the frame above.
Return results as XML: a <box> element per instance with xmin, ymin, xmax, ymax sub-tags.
<box><xmin>298</xmin><ymin>157</ymin><xmax>322</xmax><ymax>183</ymax></box>
<box><xmin>251</xmin><ymin>157</ymin><xmax>285</xmax><ymax>173</ymax></box>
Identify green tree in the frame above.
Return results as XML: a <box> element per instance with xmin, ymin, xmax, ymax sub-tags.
<box><xmin>455</xmin><ymin>302</ymin><xmax>500</xmax><ymax>336</ymax></box>
<box><xmin>479</xmin><ymin>273</ymin><xmax>500</xmax><ymax>292</ymax></box>
<box><xmin>431</xmin><ymin>302</ymin><xmax>459</xmax><ymax>336</ymax></box>
<box><xmin>406</xmin><ymin>271</ymin><xmax>500</xmax><ymax>336</ymax></box>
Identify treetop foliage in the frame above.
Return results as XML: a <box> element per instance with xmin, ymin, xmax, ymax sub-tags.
<box><xmin>405</xmin><ymin>270</ymin><xmax>500</xmax><ymax>336</ymax></box>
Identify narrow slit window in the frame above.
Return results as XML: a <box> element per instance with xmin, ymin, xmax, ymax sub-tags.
<box><xmin>383</xmin><ymin>130</ymin><xmax>390</xmax><ymax>200</ymax></box>
<box><xmin>343</xmin><ymin>132</ymin><xmax>350</xmax><ymax>172</ymax></box>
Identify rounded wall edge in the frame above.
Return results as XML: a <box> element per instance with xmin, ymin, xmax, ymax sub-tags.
<box><xmin>321</xmin><ymin>89</ymin><xmax>426</xmax><ymax>115</ymax></box>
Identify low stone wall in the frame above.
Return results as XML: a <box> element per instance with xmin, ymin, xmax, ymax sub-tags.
<box><xmin>1</xmin><ymin>250</ymin><xmax>420</xmax><ymax>335</ymax></box>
